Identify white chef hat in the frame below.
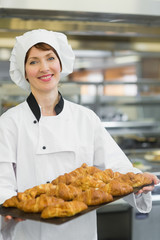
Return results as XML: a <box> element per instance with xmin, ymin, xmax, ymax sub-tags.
<box><xmin>9</xmin><ymin>29</ymin><xmax>75</xmax><ymax>91</ymax></box>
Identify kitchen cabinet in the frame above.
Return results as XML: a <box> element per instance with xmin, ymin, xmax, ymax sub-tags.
<box><xmin>97</xmin><ymin>195</ymin><xmax>160</xmax><ymax>240</ymax></box>
<box><xmin>97</xmin><ymin>200</ymin><xmax>132</xmax><ymax>240</ymax></box>
<box><xmin>131</xmin><ymin>200</ymin><xmax>160</xmax><ymax>240</ymax></box>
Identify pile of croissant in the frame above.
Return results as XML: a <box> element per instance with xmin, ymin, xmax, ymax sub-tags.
<box><xmin>3</xmin><ymin>163</ymin><xmax>152</xmax><ymax>219</ymax></box>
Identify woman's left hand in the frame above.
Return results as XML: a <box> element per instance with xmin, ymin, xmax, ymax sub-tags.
<box><xmin>136</xmin><ymin>172</ymin><xmax>160</xmax><ymax>195</ymax></box>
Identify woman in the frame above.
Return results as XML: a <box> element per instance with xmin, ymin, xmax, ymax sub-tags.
<box><xmin>0</xmin><ymin>29</ymin><xmax>159</xmax><ymax>240</ymax></box>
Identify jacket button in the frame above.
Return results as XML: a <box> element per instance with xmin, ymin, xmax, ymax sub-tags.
<box><xmin>33</xmin><ymin>120</ymin><xmax>37</xmax><ymax>124</ymax></box>
<box><xmin>42</xmin><ymin>146</ymin><xmax>46</xmax><ymax>150</ymax></box>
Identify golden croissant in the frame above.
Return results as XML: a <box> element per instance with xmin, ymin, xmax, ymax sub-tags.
<box><xmin>75</xmin><ymin>188</ymin><xmax>113</xmax><ymax>205</ymax></box>
<box><xmin>3</xmin><ymin>195</ymin><xmax>20</xmax><ymax>208</ymax></box>
<box><xmin>117</xmin><ymin>172</ymin><xmax>153</xmax><ymax>188</ymax></box>
<box><xmin>41</xmin><ymin>200</ymin><xmax>88</xmax><ymax>218</ymax></box>
<box><xmin>48</xmin><ymin>183</ymin><xmax>82</xmax><ymax>200</ymax></box>
<box><xmin>17</xmin><ymin>194</ymin><xmax>64</xmax><ymax>213</ymax></box>
<box><xmin>101</xmin><ymin>180</ymin><xmax>133</xmax><ymax>196</ymax></box>
<box><xmin>71</xmin><ymin>175</ymin><xmax>105</xmax><ymax>190</ymax></box>
<box><xmin>17</xmin><ymin>183</ymin><xmax>55</xmax><ymax>201</ymax></box>
<box><xmin>51</xmin><ymin>163</ymin><xmax>102</xmax><ymax>185</ymax></box>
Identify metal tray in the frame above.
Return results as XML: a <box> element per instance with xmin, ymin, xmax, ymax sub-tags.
<box><xmin>0</xmin><ymin>186</ymin><xmax>150</xmax><ymax>225</ymax></box>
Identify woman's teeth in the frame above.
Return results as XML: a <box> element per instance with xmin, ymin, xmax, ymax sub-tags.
<box><xmin>41</xmin><ymin>75</ymin><xmax>51</xmax><ymax>79</ymax></box>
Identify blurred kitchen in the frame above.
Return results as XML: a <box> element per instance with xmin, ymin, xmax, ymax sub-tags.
<box><xmin>0</xmin><ymin>0</ymin><xmax>160</xmax><ymax>239</ymax></box>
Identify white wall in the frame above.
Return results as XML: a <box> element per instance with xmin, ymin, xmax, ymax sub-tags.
<box><xmin>0</xmin><ymin>0</ymin><xmax>160</xmax><ymax>16</ymax></box>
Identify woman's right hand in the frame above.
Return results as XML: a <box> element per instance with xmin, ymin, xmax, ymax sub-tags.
<box><xmin>5</xmin><ymin>215</ymin><xmax>25</xmax><ymax>222</ymax></box>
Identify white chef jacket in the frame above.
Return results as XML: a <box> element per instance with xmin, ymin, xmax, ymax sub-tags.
<box><xmin>0</xmin><ymin>93</ymin><xmax>152</xmax><ymax>240</ymax></box>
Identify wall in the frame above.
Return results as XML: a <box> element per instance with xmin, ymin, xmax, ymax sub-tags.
<box><xmin>0</xmin><ymin>0</ymin><xmax>160</xmax><ymax>15</ymax></box>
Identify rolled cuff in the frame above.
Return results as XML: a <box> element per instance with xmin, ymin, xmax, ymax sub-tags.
<box><xmin>123</xmin><ymin>192</ymin><xmax>152</xmax><ymax>213</ymax></box>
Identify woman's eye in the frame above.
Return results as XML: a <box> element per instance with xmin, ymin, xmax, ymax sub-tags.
<box><xmin>30</xmin><ymin>61</ymin><xmax>37</xmax><ymax>65</ymax></box>
<box><xmin>48</xmin><ymin>57</ymin><xmax>54</xmax><ymax>61</ymax></box>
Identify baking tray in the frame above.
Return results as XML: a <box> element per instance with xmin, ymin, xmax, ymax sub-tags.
<box><xmin>0</xmin><ymin>185</ymin><xmax>151</xmax><ymax>225</ymax></box>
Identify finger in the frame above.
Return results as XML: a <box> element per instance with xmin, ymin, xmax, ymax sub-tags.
<box><xmin>151</xmin><ymin>176</ymin><xmax>159</xmax><ymax>185</ymax></box>
<box><xmin>142</xmin><ymin>185</ymin><xmax>155</xmax><ymax>192</ymax></box>
<box><xmin>155</xmin><ymin>177</ymin><xmax>160</xmax><ymax>185</ymax></box>
<box><xmin>5</xmin><ymin>215</ymin><xmax>12</xmax><ymax>222</ymax></box>
<box><xmin>135</xmin><ymin>185</ymin><xmax>154</xmax><ymax>195</ymax></box>
<box><xmin>143</xmin><ymin>172</ymin><xmax>160</xmax><ymax>186</ymax></box>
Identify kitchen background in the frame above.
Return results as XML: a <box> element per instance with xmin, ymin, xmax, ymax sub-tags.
<box><xmin>0</xmin><ymin>0</ymin><xmax>160</xmax><ymax>239</ymax></box>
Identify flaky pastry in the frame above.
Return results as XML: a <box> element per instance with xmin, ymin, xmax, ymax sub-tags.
<box><xmin>41</xmin><ymin>200</ymin><xmax>88</xmax><ymax>218</ymax></box>
<box><xmin>17</xmin><ymin>194</ymin><xmax>64</xmax><ymax>213</ymax></box>
<box><xmin>117</xmin><ymin>172</ymin><xmax>153</xmax><ymax>188</ymax></box>
<box><xmin>48</xmin><ymin>183</ymin><xmax>82</xmax><ymax>200</ymax></box>
<box><xmin>101</xmin><ymin>180</ymin><xmax>133</xmax><ymax>196</ymax></box>
<box><xmin>75</xmin><ymin>188</ymin><xmax>113</xmax><ymax>205</ymax></box>
<box><xmin>71</xmin><ymin>175</ymin><xmax>105</xmax><ymax>190</ymax></box>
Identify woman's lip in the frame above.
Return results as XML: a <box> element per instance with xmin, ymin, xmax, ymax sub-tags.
<box><xmin>38</xmin><ymin>74</ymin><xmax>53</xmax><ymax>81</ymax></box>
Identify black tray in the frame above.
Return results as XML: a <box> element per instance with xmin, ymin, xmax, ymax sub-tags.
<box><xmin>0</xmin><ymin>185</ymin><xmax>150</xmax><ymax>225</ymax></box>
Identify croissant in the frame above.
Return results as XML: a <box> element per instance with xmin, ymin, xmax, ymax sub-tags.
<box><xmin>17</xmin><ymin>183</ymin><xmax>55</xmax><ymax>201</ymax></box>
<box><xmin>41</xmin><ymin>200</ymin><xmax>88</xmax><ymax>219</ymax></box>
<box><xmin>117</xmin><ymin>172</ymin><xmax>153</xmax><ymax>188</ymax></box>
<box><xmin>75</xmin><ymin>188</ymin><xmax>113</xmax><ymax>206</ymax></box>
<box><xmin>82</xmin><ymin>163</ymin><xmax>102</xmax><ymax>175</ymax></box>
<box><xmin>113</xmin><ymin>171</ymin><xmax>123</xmax><ymax>179</ymax></box>
<box><xmin>93</xmin><ymin>171</ymin><xmax>113</xmax><ymax>183</ymax></box>
<box><xmin>17</xmin><ymin>194</ymin><xmax>64</xmax><ymax>213</ymax></box>
<box><xmin>51</xmin><ymin>173</ymin><xmax>76</xmax><ymax>185</ymax></box>
<box><xmin>51</xmin><ymin>163</ymin><xmax>102</xmax><ymax>185</ymax></box>
<box><xmin>52</xmin><ymin>164</ymin><xmax>88</xmax><ymax>185</ymax></box>
<box><xmin>93</xmin><ymin>169</ymin><xmax>123</xmax><ymax>183</ymax></box>
<box><xmin>71</xmin><ymin>175</ymin><xmax>105</xmax><ymax>190</ymax></box>
<box><xmin>48</xmin><ymin>183</ymin><xmax>82</xmax><ymax>201</ymax></box>
<box><xmin>69</xmin><ymin>163</ymin><xmax>88</xmax><ymax>176</ymax></box>
<box><xmin>103</xmin><ymin>169</ymin><xmax>114</xmax><ymax>178</ymax></box>
<box><xmin>3</xmin><ymin>195</ymin><xmax>20</xmax><ymax>208</ymax></box>
<box><xmin>101</xmin><ymin>180</ymin><xmax>133</xmax><ymax>196</ymax></box>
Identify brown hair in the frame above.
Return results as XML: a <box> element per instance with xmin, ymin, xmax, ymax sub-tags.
<box><xmin>25</xmin><ymin>42</ymin><xmax>62</xmax><ymax>69</ymax></box>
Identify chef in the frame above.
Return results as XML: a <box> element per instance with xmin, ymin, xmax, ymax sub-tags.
<box><xmin>0</xmin><ymin>29</ymin><xmax>159</xmax><ymax>240</ymax></box>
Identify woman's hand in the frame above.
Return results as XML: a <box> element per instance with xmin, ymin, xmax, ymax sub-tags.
<box><xmin>5</xmin><ymin>215</ymin><xmax>25</xmax><ymax>222</ymax></box>
<box><xmin>136</xmin><ymin>172</ymin><xmax>160</xmax><ymax>195</ymax></box>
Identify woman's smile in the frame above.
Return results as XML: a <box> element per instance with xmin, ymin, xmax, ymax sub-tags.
<box><xmin>38</xmin><ymin>74</ymin><xmax>54</xmax><ymax>82</ymax></box>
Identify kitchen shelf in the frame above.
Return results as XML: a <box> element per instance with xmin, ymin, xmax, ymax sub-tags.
<box><xmin>102</xmin><ymin>120</ymin><xmax>159</xmax><ymax>129</ymax></box>
<box><xmin>64</xmin><ymin>79</ymin><xmax>160</xmax><ymax>86</ymax></box>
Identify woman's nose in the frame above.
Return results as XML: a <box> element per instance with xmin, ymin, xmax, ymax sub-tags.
<box><xmin>39</xmin><ymin>60</ymin><xmax>49</xmax><ymax>72</ymax></box>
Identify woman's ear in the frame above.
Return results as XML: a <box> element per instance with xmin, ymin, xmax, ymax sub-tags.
<box><xmin>25</xmin><ymin>72</ymin><xmax>29</xmax><ymax>82</ymax></box>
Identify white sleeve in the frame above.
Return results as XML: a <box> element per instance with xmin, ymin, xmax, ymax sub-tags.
<box><xmin>93</xmin><ymin>115</ymin><xmax>152</xmax><ymax>213</ymax></box>
<box><xmin>0</xmin><ymin>113</ymin><xmax>17</xmax><ymax>204</ymax></box>
<box><xmin>0</xmin><ymin>163</ymin><xmax>17</xmax><ymax>204</ymax></box>
<box><xmin>124</xmin><ymin>192</ymin><xmax>152</xmax><ymax>213</ymax></box>
<box><xmin>93</xmin><ymin>116</ymin><xmax>140</xmax><ymax>173</ymax></box>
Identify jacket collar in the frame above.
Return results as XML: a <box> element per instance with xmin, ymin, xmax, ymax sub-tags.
<box><xmin>26</xmin><ymin>92</ymin><xmax>64</xmax><ymax>122</ymax></box>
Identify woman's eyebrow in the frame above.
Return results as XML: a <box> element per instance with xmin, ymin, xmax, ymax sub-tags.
<box><xmin>45</xmin><ymin>52</ymin><xmax>55</xmax><ymax>57</ymax></box>
<box><xmin>27</xmin><ymin>56</ymin><xmax>39</xmax><ymax>61</ymax></box>
<box><xmin>28</xmin><ymin>52</ymin><xmax>54</xmax><ymax>61</ymax></box>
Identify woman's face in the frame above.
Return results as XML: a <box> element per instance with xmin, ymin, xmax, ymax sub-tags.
<box><xmin>25</xmin><ymin>46</ymin><xmax>61</xmax><ymax>94</ymax></box>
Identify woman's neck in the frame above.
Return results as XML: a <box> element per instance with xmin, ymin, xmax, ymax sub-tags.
<box><xmin>32</xmin><ymin>90</ymin><xmax>59</xmax><ymax>116</ymax></box>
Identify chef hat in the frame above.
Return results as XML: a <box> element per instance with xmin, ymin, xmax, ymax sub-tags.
<box><xmin>9</xmin><ymin>29</ymin><xmax>75</xmax><ymax>91</ymax></box>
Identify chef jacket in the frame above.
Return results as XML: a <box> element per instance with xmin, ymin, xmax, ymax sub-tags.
<box><xmin>0</xmin><ymin>93</ymin><xmax>152</xmax><ymax>240</ymax></box>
